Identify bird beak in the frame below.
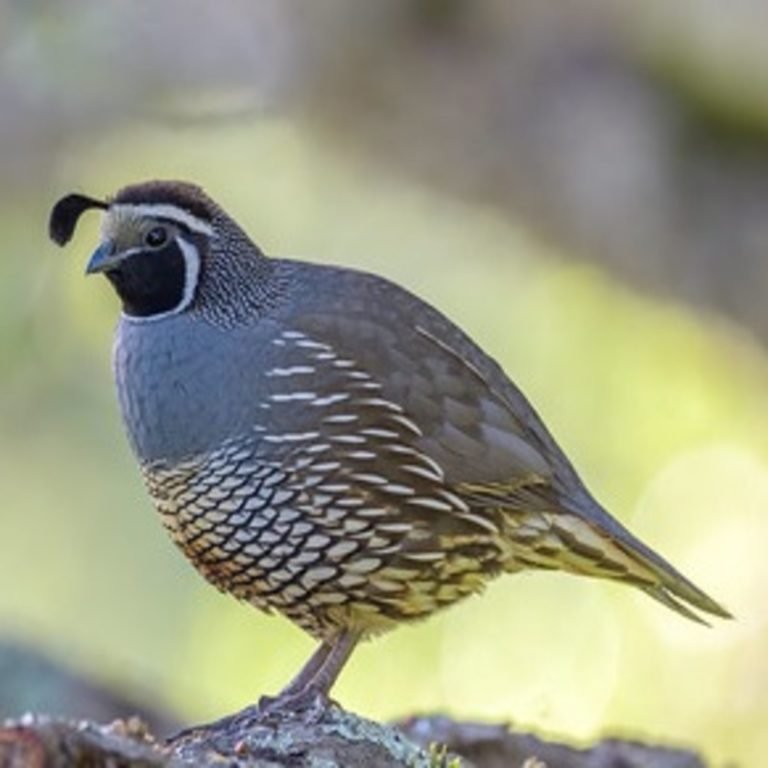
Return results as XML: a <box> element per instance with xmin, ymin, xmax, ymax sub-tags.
<box><xmin>85</xmin><ymin>242</ymin><xmax>117</xmax><ymax>275</ymax></box>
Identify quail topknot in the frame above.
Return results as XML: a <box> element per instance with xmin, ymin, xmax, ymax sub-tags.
<box><xmin>49</xmin><ymin>180</ymin><xmax>730</xmax><ymax>711</ymax></box>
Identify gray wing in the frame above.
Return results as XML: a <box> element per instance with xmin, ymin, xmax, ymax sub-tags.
<box><xmin>284</xmin><ymin>265</ymin><xmax>569</xmax><ymax>492</ymax></box>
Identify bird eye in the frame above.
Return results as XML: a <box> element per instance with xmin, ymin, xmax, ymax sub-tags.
<box><xmin>145</xmin><ymin>226</ymin><xmax>169</xmax><ymax>248</ymax></box>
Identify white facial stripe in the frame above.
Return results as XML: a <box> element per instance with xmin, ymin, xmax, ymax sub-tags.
<box><xmin>121</xmin><ymin>236</ymin><xmax>201</xmax><ymax>324</ymax></box>
<box><xmin>176</xmin><ymin>237</ymin><xmax>201</xmax><ymax>312</ymax></box>
<box><xmin>110</xmin><ymin>203</ymin><xmax>214</xmax><ymax>235</ymax></box>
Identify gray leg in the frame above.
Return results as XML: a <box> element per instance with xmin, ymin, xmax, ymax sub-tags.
<box><xmin>305</xmin><ymin>630</ymin><xmax>359</xmax><ymax>698</ymax></box>
<box><xmin>169</xmin><ymin>631</ymin><xmax>362</xmax><ymax>738</ymax></box>
<box><xmin>277</xmin><ymin>640</ymin><xmax>333</xmax><ymax>697</ymax></box>
<box><xmin>262</xmin><ymin>630</ymin><xmax>360</xmax><ymax>714</ymax></box>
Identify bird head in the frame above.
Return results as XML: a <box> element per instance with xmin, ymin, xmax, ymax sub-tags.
<box><xmin>49</xmin><ymin>180</ymin><xmax>249</xmax><ymax>320</ymax></box>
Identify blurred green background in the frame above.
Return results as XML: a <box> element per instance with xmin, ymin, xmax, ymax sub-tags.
<box><xmin>2</xmin><ymin>2</ymin><xmax>768</xmax><ymax>765</ymax></box>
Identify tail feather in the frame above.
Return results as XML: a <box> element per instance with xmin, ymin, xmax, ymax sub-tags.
<box><xmin>502</xmin><ymin>511</ymin><xmax>732</xmax><ymax>623</ymax></box>
<box><xmin>561</xmin><ymin>495</ymin><xmax>733</xmax><ymax>623</ymax></box>
<box><xmin>611</xmin><ymin>534</ymin><xmax>733</xmax><ymax>623</ymax></box>
<box><xmin>640</xmin><ymin>585</ymin><xmax>710</xmax><ymax>626</ymax></box>
<box><xmin>465</xmin><ymin>480</ymin><xmax>731</xmax><ymax>624</ymax></box>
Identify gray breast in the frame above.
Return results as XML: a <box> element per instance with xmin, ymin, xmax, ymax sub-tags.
<box><xmin>113</xmin><ymin>312</ymin><xmax>279</xmax><ymax>465</ymax></box>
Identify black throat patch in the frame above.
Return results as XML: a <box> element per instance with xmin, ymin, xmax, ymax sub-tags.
<box><xmin>106</xmin><ymin>240</ymin><xmax>188</xmax><ymax>317</ymax></box>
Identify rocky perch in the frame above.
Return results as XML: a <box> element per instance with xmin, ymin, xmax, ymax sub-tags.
<box><xmin>0</xmin><ymin>707</ymin><xmax>708</xmax><ymax>767</ymax></box>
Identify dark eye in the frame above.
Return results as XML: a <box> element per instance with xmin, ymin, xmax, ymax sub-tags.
<box><xmin>145</xmin><ymin>226</ymin><xmax>169</xmax><ymax>248</ymax></box>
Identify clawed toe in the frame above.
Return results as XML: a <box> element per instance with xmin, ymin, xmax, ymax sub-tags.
<box><xmin>258</xmin><ymin>685</ymin><xmax>331</xmax><ymax>722</ymax></box>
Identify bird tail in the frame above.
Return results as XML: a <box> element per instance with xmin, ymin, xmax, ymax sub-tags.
<box><xmin>609</xmin><ymin>526</ymin><xmax>731</xmax><ymax>625</ymax></box>
<box><xmin>553</xmin><ymin>498</ymin><xmax>732</xmax><ymax>625</ymax></box>
<box><xmin>461</xmin><ymin>481</ymin><xmax>731</xmax><ymax>624</ymax></box>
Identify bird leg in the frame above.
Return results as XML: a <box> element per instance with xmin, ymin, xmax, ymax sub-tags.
<box><xmin>170</xmin><ymin>632</ymin><xmax>361</xmax><ymax>739</ymax></box>
<box><xmin>304</xmin><ymin>629</ymin><xmax>359</xmax><ymax>698</ymax></box>
<box><xmin>273</xmin><ymin>639</ymin><xmax>334</xmax><ymax>698</ymax></box>
<box><xmin>260</xmin><ymin>630</ymin><xmax>360</xmax><ymax>716</ymax></box>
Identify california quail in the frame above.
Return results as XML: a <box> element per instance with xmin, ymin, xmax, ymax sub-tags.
<box><xmin>49</xmin><ymin>181</ymin><xmax>729</xmax><ymax>709</ymax></box>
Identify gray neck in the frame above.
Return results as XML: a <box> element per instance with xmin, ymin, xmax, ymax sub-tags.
<box><xmin>191</xmin><ymin>214</ymin><xmax>288</xmax><ymax>329</ymax></box>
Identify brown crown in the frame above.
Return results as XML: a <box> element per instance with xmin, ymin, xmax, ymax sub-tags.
<box><xmin>112</xmin><ymin>180</ymin><xmax>217</xmax><ymax>222</ymax></box>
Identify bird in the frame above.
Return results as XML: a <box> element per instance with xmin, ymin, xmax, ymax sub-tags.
<box><xmin>49</xmin><ymin>180</ymin><xmax>730</xmax><ymax>713</ymax></box>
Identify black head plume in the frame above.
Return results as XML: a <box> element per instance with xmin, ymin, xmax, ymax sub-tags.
<box><xmin>49</xmin><ymin>193</ymin><xmax>109</xmax><ymax>246</ymax></box>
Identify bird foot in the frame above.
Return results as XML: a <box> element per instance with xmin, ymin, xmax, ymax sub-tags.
<box><xmin>257</xmin><ymin>684</ymin><xmax>332</xmax><ymax>724</ymax></box>
<box><xmin>167</xmin><ymin>690</ymin><xmax>331</xmax><ymax>745</ymax></box>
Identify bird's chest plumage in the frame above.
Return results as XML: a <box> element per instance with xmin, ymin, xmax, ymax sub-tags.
<box><xmin>113</xmin><ymin>313</ymin><xmax>271</xmax><ymax>465</ymax></box>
